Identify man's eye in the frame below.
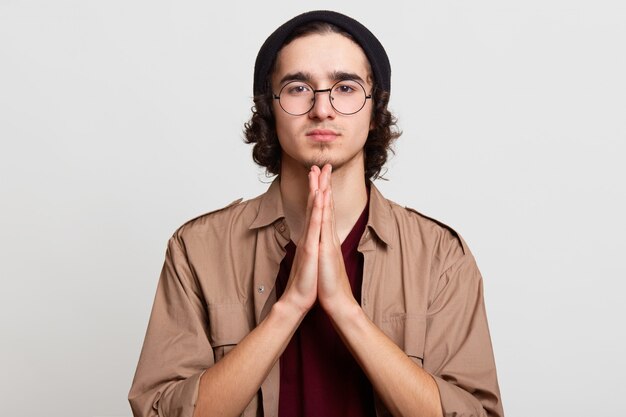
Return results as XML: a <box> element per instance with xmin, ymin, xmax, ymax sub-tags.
<box><xmin>286</xmin><ymin>84</ymin><xmax>311</xmax><ymax>95</ymax></box>
<box><xmin>334</xmin><ymin>83</ymin><xmax>357</xmax><ymax>94</ymax></box>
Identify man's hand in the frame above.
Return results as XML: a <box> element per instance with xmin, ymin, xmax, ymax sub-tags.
<box><xmin>316</xmin><ymin>164</ymin><xmax>360</xmax><ymax>318</ymax></box>
<box><xmin>280</xmin><ymin>163</ymin><xmax>358</xmax><ymax>317</ymax></box>
<box><xmin>280</xmin><ymin>165</ymin><xmax>324</xmax><ymax>314</ymax></box>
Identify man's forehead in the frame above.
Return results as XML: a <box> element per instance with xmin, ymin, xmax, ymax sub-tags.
<box><xmin>271</xmin><ymin>34</ymin><xmax>373</xmax><ymax>86</ymax></box>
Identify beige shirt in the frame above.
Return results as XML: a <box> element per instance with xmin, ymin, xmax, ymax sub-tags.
<box><xmin>128</xmin><ymin>180</ymin><xmax>504</xmax><ymax>417</ymax></box>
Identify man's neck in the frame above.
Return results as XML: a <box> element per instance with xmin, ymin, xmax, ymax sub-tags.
<box><xmin>280</xmin><ymin>159</ymin><xmax>368</xmax><ymax>245</ymax></box>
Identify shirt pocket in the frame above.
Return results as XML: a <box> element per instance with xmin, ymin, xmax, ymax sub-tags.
<box><xmin>208</xmin><ymin>302</ymin><xmax>253</xmax><ymax>362</ymax></box>
<box><xmin>380</xmin><ymin>313</ymin><xmax>426</xmax><ymax>366</ymax></box>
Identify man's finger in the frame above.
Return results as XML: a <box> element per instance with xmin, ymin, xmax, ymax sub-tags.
<box><xmin>319</xmin><ymin>164</ymin><xmax>332</xmax><ymax>192</ymax></box>
<box><xmin>304</xmin><ymin>189</ymin><xmax>323</xmax><ymax>249</ymax></box>
<box><xmin>309</xmin><ymin>166</ymin><xmax>320</xmax><ymax>193</ymax></box>
<box><xmin>329</xmin><ymin>188</ymin><xmax>339</xmax><ymax>245</ymax></box>
<box><xmin>320</xmin><ymin>189</ymin><xmax>333</xmax><ymax>245</ymax></box>
<box><xmin>301</xmin><ymin>167</ymin><xmax>320</xmax><ymax>244</ymax></box>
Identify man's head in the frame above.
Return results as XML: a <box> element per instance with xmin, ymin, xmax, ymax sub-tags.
<box><xmin>244</xmin><ymin>11</ymin><xmax>401</xmax><ymax>180</ymax></box>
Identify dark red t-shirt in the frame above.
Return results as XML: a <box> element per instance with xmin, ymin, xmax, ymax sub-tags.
<box><xmin>274</xmin><ymin>196</ymin><xmax>375</xmax><ymax>417</ymax></box>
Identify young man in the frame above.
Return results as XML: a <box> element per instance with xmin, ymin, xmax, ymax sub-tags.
<box><xmin>129</xmin><ymin>10</ymin><xmax>504</xmax><ymax>417</ymax></box>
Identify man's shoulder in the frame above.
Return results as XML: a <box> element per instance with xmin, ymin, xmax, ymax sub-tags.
<box><xmin>381</xmin><ymin>195</ymin><xmax>469</xmax><ymax>258</ymax></box>
<box><xmin>171</xmin><ymin>192</ymin><xmax>265</xmax><ymax>242</ymax></box>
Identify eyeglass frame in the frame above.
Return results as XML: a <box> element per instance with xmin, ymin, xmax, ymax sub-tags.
<box><xmin>272</xmin><ymin>79</ymin><xmax>373</xmax><ymax>116</ymax></box>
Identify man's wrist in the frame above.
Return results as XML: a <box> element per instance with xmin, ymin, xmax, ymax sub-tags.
<box><xmin>323</xmin><ymin>295</ymin><xmax>362</xmax><ymax>326</ymax></box>
<box><xmin>272</xmin><ymin>296</ymin><xmax>310</xmax><ymax>324</ymax></box>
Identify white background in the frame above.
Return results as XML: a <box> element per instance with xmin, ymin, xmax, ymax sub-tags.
<box><xmin>1</xmin><ymin>1</ymin><xmax>625</xmax><ymax>416</ymax></box>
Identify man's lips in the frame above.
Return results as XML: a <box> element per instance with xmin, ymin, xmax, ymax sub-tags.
<box><xmin>306</xmin><ymin>129</ymin><xmax>339</xmax><ymax>142</ymax></box>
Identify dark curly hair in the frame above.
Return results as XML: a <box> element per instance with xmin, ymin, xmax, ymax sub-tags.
<box><xmin>244</xmin><ymin>22</ymin><xmax>401</xmax><ymax>180</ymax></box>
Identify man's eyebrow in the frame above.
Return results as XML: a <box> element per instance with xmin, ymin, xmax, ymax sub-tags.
<box><xmin>329</xmin><ymin>71</ymin><xmax>367</xmax><ymax>84</ymax></box>
<box><xmin>278</xmin><ymin>71</ymin><xmax>313</xmax><ymax>85</ymax></box>
<box><xmin>278</xmin><ymin>70</ymin><xmax>368</xmax><ymax>86</ymax></box>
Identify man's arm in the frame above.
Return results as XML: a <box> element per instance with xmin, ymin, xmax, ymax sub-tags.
<box><xmin>315</xmin><ymin>184</ymin><xmax>442</xmax><ymax>417</ymax></box>
<box><xmin>317</xmin><ymin>175</ymin><xmax>502</xmax><ymax>417</ymax></box>
<box><xmin>346</xmin><ymin>313</ymin><xmax>445</xmax><ymax>417</ymax></box>
<box><xmin>421</xmin><ymin>254</ymin><xmax>503</xmax><ymax>416</ymax></box>
<box><xmin>191</xmin><ymin>299</ymin><xmax>302</xmax><ymax>417</ymax></box>
<box><xmin>330</xmin><ymin>301</ymin><xmax>444</xmax><ymax>417</ymax></box>
<box><xmin>192</xmin><ymin>171</ymin><xmax>324</xmax><ymax>417</ymax></box>
<box><xmin>130</xmin><ymin>169</ymin><xmax>326</xmax><ymax>417</ymax></box>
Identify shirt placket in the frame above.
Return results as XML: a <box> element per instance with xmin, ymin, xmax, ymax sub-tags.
<box><xmin>358</xmin><ymin>227</ymin><xmax>377</xmax><ymax>319</ymax></box>
<box><xmin>253</xmin><ymin>220</ymin><xmax>289</xmax><ymax>417</ymax></box>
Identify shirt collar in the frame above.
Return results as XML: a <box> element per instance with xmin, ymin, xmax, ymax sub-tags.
<box><xmin>249</xmin><ymin>179</ymin><xmax>285</xmax><ymax>229</ymax></box>
<box><xmin>366</xmin><ymin>182</ymin><xmax>393</xmax><ymax>247</ymax></box>
<box><xmin>249</xmin><ymin>177</ymin><xmax>394</xmax><ymax>247</ymax></box>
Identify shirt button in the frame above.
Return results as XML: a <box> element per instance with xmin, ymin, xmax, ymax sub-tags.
<box><xmin>278</xmin><ymin>223</ymin><xmax>286</xmax><ymax>232</ymax></box>
<box><xmin>258</xmin><ymin>285</ymin><xmax>265</xmax><ymax>294</ymax></box>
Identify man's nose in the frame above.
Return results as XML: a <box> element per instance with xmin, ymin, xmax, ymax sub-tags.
<box><xmin>308</xmin><ymin>90</ymin><xmax>336</xmax><ymax>120</ymax></box>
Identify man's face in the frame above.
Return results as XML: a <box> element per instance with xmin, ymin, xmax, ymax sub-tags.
<box><xmin>271</xmin><ymin>32</ymin><xmax>374</xmax><ymax>175</ymax></box>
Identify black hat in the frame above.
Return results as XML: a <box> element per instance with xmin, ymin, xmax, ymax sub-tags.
<box><xmin>253</xmin><ymin>10</ymin><xmax>391</xmax><ymax>96</ymax></box>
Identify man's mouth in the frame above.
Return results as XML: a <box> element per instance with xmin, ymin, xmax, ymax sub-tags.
<box><xmin>306</xmin><ymin>129</ymin><xmax>339</xmax><ymax>142</ymax></box>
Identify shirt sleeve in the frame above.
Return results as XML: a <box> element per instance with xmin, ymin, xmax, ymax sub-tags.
<box><xmin>423</xmin><ymin>251</ymin><xmax>505</xmax><ymax>417</ymax></box>
<box><xmin>128</xmin><ymin>234</ymin><xmax>214</xmax><ymax>417</ymax></box>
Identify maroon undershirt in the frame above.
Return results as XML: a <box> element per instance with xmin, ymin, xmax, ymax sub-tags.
<box><xmin>274</xmin><ymin>191</ymin><xmax>375</xmax><ymax>417</ymax></box>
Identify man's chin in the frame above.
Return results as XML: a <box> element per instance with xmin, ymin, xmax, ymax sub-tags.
<box><xmin>304</xmin><ymin>157</ymin><xmax>335</xmax><ymax>171</ymax></box>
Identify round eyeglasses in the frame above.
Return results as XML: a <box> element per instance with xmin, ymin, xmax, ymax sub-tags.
<box><xmin>273</xmin><ymin>79</ymin><xmax>372</xmax><ymax>116</ymax></box>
